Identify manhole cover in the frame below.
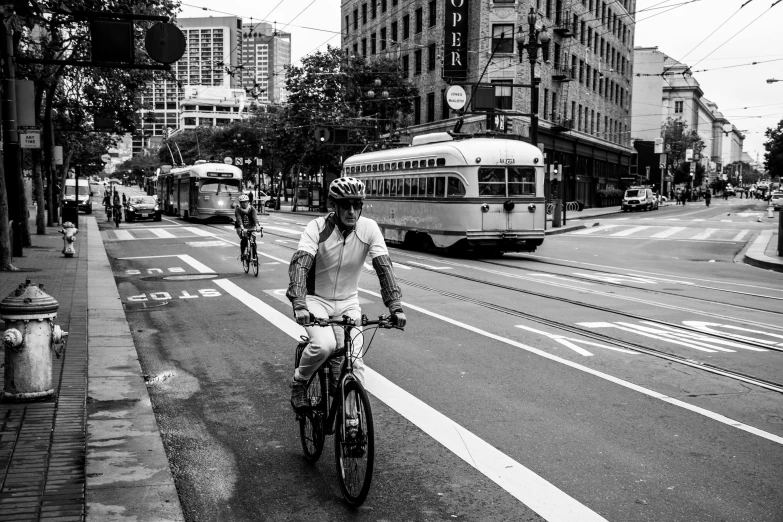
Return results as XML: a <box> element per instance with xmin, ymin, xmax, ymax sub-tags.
<box><xmin>163</xmin><ymin>274</ymin><xmax>218</xmax><ymax>281</ymax></box>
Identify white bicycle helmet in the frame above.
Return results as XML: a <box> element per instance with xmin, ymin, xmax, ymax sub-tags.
<box><xmin>238</xmin><ymin>194</ymin><xmax>250</xmax><ymax>202</ymax></box>
<box><xmin>329</xmin><ymin>177</ymin><xmax>366</xmax><ymax>200</ymax></box>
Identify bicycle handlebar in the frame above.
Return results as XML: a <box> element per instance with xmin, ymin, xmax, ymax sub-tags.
<box><xmin>304</xmin><ymin>313</ymin><xmax>404</xmax><ymax>331</ymax></box>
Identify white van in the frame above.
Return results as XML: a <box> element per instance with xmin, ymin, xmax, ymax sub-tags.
<box><xmin>64</xmin><ymin>178</ymin><xmax>93</xmax><ymax>214</ymax></box>
<box><xmin>622</xmin><ymin>187</ymin><xmax>658</xmax><ymax>212</ymax></box>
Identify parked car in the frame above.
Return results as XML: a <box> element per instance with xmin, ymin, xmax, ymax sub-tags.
<box><xmin>255</xmin><ymin>190</ymin><xmax>271</xmax><ymax>209</ymax></box>
<box><xmin>124</xmin><ymin>196</ymin><xmax>161</xmax><ymax>222</ymax></box>
<box><xmin>622</xmin><ymin>187</ymin><xmax>658</xmax><ymax>211</ymax></box>
<box><xmin>771</xmin><ymin>191</ymin><xmax>783</xmax><ymax>210</ymax></box>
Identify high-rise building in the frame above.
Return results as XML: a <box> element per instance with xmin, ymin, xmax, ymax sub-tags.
<box><xmin>134</xmin><ymin>16</ymin><xmax>244</xmax><ymax>154</ymax></box>
<box><xmin>341</xmin><ymin>0</ymin><xmax>636</xmax><ymax>208</ymax></box>
<box><xmin>240</xmin><ymin>23</ymin><xmax>292</xmax><ymax>104</ymax></box>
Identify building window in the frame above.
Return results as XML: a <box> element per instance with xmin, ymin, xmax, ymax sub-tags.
<box><xmin>428</xmin><ymin>43</ymin><xmax>436</xmax><ymax>71</ymax></box>
<box><xmin>427</xmin><ymin>92</ymin><xmax>435</xmax><ymax>122</ymax></box>
<box><xmin>492</xmin><ymin>24</ymin><xmax>514</xmax><ymax>53</ymax></box>
<box><xmin>345</xmin><ymin>15</ymin><xmax>350</xmax><ymax>35</ymax></box>
<box><xmin>414</xmin><ymin>49</ymin><xmax>422</xmax><ymax>74</ymax></box>
<box><xmin>372</xmin><ymin>0</ymin><xmax>377</xmax><ymax>18</ymax></box>
<box><xmin>353</xmin><ymin>9</ymin><xmax>359</xmax><ymax>29</ymax></box>
<box><xmin>403</xmin><ymin>15</ymin><xmax>410</xmax><ymax>39</ymax></box>
<box><xmin>353</xmin><ymin>42</ymin><xmax>358</xmax><ymax>56</ymax></box>
<box><xmin>392</xmin><ymin>0</ymin><xmax>398</xmax><ymax>5</ymax></box>
<box><xmin>382</xmin><ymin>0</ymin><xmax>387</xmax><ymax>12</ymax></box>
<box><xmin>371</xmin><ymin>33</ymin><xmax>377</xmax><ymax>55</ymax></box>
<box><xmin>381</xmin><ymin>28</ymin><xmax>387</xmax><ymax>50</ymax></box>
<box><xmin>362</xmin><ymin>38</ymin><xmax>367</xmax><ymax>57</ymax></box>
<box><xmin>492</xmin><ymin>80</ymin><xmax>513</xmax><ymax>110</ymax></box>
<box><xmin>362</xmin><ymin>3</ymin><xmax>367</xmax><ymax>24</ymax></box>
<box><xmin>391</xmin><ymin>21</ymin><xmax>398</xmax><ymax>42</ymax></box>
<box><xmin>415</xmin><ymin>8</ymin><xmax>423</xmax><ymax>33</ymax></box>
<box><xmin>402</xmin><ymin>54</ymin><xmax>409</xmax><ymax>76</ymax></box>
<box><xmin>429</xmin><ymin>1</ymin><xmax>437</xmax><ymax>26</ymax></box>
<box><xmin>414</xmin><ymin>96</ymin><xmax>421</xmax><ymax>124</ymax></box>
<box><xmin>442</xmin><ymin>89</ymin><xmax>450</xmax><ymax>119</ymax></box>
<box><xmin>543</xmin><ymin>87</ymin><xmax>549</xmax><ymax>118</ymax></box>
<box><xmin>674</xmin><ymin>100</ymin><xmax>683</xmax><ymax>114</ymax></box>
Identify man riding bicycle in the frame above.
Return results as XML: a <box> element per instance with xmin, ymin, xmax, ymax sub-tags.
<box><xmin>287</xmin><ymin>177</ymin><xmax>407</xmax><ymax>437</ymax></box>
<box><xmin>112</xmin><ymin>190</ymin><xmax>122</xmax><ymax>222</ymax></box>
<box><xmin>234</xmin><ymin>194</ymin><xmax>261</xmax><ymax>260</ymax></box>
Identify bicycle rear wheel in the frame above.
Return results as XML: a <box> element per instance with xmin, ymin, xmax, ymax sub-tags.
<box><xmin>299</xmin><ymin>368</ymin><xmax>327</xmax><ymax>462</ymax></box>
<box><xmin>252</xmin><ymin>242</ymin><xmax>259</xmax><ymax>277</ymax></box>
<box><xmin>334</xmin><ymin>379</ymin><xmax>374</xmax><ymax>506</ymax></box>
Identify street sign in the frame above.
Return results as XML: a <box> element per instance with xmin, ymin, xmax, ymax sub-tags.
<box><xmin>493</xmin><ymin>114</ymin><xmax>506</xmax><ymax>132</ymax></box>
<box><xmin>685</xmin><ymin>148</ymin><xmax>693</xmax><ymax>161</ymax></box>
<box><xmin>654</xmin><ymin>138</ymin><xmax>663</xmax><ymax>154</ymax></box>
<box><xmin>255</xmin><ymin>157</ymin><xmax>262</xmax><ymax>166</ymax></box>
<box><xmin>235</xmin><ymin>157</ymin><xmax>243</xmax><ymax>166</ymax></box>
<box><xmin>20</xmin><ymin>132</ymin><xmax>40</xmax><ymax>149</ymax></box>
<box><xmin>223</xmin><ymin>157</ymin><xmax>233</xmax><ymax>165</ymax></box>
<box><xmin>690</xmin><ymin>162</ymin><xmax>696</xmax><ymax>174</ymax></box>
<box><xmin>445</xmin><ymin>85</ymin><xmax>467</xmax><ymax>110</ymax></box>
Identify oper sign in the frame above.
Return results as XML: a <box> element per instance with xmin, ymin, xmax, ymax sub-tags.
<box><xmin>443</xmin><ymin>0</ymin><xmax>468</xmax><ymax>80</ymax></box>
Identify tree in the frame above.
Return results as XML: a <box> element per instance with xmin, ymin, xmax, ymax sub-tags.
<box><xmin>763</xmin><ymin>118</ymin><xmax>783</xmax><ymax>181</ymax></box>
<box><xmin>662</xmin><ymin>118</ymin><xmax>705</xmax><ymax>187</ymax></box>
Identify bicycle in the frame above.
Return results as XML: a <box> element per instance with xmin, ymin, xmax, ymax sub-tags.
<box><xmin>105</xmin><ymin>205</ymin><xmax>112</xmax><ymax>221</ymax></box>
<box><xmin>240</xmin><ymin>226</ymin><xmax>262</xmax><ymax>277</ymax></box>
<box><xmin>113</xmin><ymin>205</ymin><xmax>121</xmax><ymax>228</ymax></box>
<box><xmin>295</xmin><ymin>313</ymin><xmax>403</xmax><ymax>506</ymax></box>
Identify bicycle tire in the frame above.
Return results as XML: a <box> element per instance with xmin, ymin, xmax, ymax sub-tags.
<box><xmin>334</xmin><ymin>379</ymin><xmax>374</xmax><ymax>506</ymax></box>
<box><xmin>242</xmin><ymin>247</ymin><xmax>250</xmax><ymax>273</ymax></box>
<box><xmin>299</xmin><ymin>368</ymin><xmax>327</xmax><ymax>462</ymax></box>
<box><xmin>252</xmin><ymin>241</ymin><xmax>259</xmax><ymax>277</ymax></box>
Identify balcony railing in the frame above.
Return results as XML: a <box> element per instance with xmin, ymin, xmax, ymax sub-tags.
<box><xmin>549</xmin><ymin>114</ymin><xmax>574</xmax><ymax>133</ymax></box>
<box><xmin>551</xmin><ymin>65</ymin><xmax>573</xmax><ymax>82</ymax></box>
<box><xmin>552</xmin><ymin>10</ymin><xmax>574</xmax><ymax>37</ymax></box>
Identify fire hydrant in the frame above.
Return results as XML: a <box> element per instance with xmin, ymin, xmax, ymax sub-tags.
<box><xmin>1</xmin><ymin>280</ymin><xmax>67</xmax><ymax>400</ymax></box>
<box><xmin>60</xmin><ymin>221</ymin><xmax>78</xmax><ymax>257</ymax></box>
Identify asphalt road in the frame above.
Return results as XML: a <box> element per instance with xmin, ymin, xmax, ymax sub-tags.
<box><xmin>93</xmin><ymin>185</ymin><xmax>783</xmax><ymax>522</ymax></box>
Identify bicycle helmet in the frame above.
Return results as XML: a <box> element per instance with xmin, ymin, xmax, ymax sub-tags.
<box><xmin>328</xmin><ymin>177</ymin><xmax>366</xmax><ymax>200</ymax></box>
<box><xmin>238</xmin><ymin>194</ymin><xmax>249</xmax><ymax>202</ymax></box>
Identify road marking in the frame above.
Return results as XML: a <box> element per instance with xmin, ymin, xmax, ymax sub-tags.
<box><xmin>161</xmin><ymin>217</ymin><xmax>179</xmax><ymax>225</ymax></box>
<box><xmin>112</xmin><ymin>230</ymin><xmax>134</xmax><ymax>240</ymax></box>
<box><xmin>690</xmin><ymin>228</ymin><xmax>718</xmax><ymax>240</ymax></box>
<box><xmin>149</xmin><ymin>228</ymin><xmax>176</xmax><ymax>238</ymax></box>
<box><xmin>215</xmin><ymin>278</ymin><xmax>609</xmax><ymax>522</ymax></box>
<box><xmin>182</xmin><ymin>226</ymin><xmax>214</xmax><ymax>237</ymax></box>
<box><xmin>731</xmin><ymin>230</ymin><xmax>749</xmax><ymax>242</ymax></box>
<box><xmin>611</xmin><ymin>226</ymin><xmax>650</xmax><ymax>237</ymax></box>
<box><xmin>263</xmin><ymin>225</ymin><xmax>302</xmax><ymax>235</ymax></box>
<box><xmin>407</xmin><ymin>261</ymin><xmax>453</xmax><ymax>270</ymax></box>
<box><xmin>720</xmin><ymin>220</ymin><xmax>732</xmax><ymax>223</ymax></box>
<box><xmin>571</xmin><ymin>224</ymin><xmax>619</xmax><ymax>235</ymax></box>
<box><xmin>693</xmin><ymin>219</ymin><xmax>705</xmax><ymax>222</ymax></box>
<box><xmin>115</xmin><ymin>254</ymin><xmax>215</xmax><ymax>273</ymax></box>
<box><xmin>651</xmin><ymin>227</ymin><xmax>686</xmax><ymax>239</ymax></box>
<box><xmin>218</xmin><ymin>236</ymin><xmax>290</xmax><ymax>264</ymax></box>
<box><xmin>187</xmin><ymin>240</ymin><xmax>230</xmax><ymax>247</ymax></box>
<box><xmin>515</xmin><ymin>325</ymin><xmax>638</xmax><ymax>356</ymax></box>
<box><xmin>358</xmin><ymin>288</ymin><xmax>783</xmax><ymax>446</ymax></box>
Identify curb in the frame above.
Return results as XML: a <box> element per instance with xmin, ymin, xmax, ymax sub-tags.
<box><xmin>545</xmin><ymin>223</ymin><xmax>588</xmax><ymax>235</ymax></box>
<box><xmin>85</xmin><ymin>217</ymin><xmax>185</xmax><ymax>521</ymax></box>
<box><xmin>743</xmin><ymin>229</ymin><xmax>783</xmax><ymax>273</ymax></box>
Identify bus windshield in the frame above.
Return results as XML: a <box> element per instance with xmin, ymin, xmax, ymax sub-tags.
<box><xmin>200</xmin><ymin>179</ymin><xmax>240</xmax><ymax>193</ymax></box>
<box><xmin>65</xmin><ymin>185</ymin><xmax>90</xmax><ymax>196</ymax></box>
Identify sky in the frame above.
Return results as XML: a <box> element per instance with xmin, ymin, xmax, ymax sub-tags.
<box><xmin>177</xmin><ymin>0</ymin><xmax>782</xmax><ymax>165</ymax></box>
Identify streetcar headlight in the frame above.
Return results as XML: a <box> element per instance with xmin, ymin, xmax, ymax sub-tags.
<box><xmin>503</xmin><ymin>200</ymin><xmax>515</xmax><ymax>212</ymax></box>
<box><xmin>481</xmin><ymin>203</ymin><xmax>490</xmax><ymax>213</ymax></box>
<box><xmin>528</xmin><ymin>204</ymin><xmax>536</xmax><ymax>212</ymax></box>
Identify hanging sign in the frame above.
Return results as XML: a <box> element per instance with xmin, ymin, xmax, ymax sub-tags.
<box><xmin>443</xmin><ymin>0</ymin><xmax>469</xmax><ymax>80</ymax></box>
<box><xmin>20</xmin><ymin>132</ymin><xmax>40</xmax><ymax>149</ymax></box>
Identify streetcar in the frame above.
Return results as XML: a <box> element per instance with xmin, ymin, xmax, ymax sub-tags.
<box><xmin>342</xmin><ymin>133</ymin><xmax>546</xmax><ymax>253</ymax></box>
<box><xmin>156</xmin><ymin>161</ymin><xmax>243</xmax><ymax>221</ymax></box>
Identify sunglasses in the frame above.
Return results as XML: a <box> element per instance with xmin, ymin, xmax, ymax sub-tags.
<box><xmin>337</xmin><ymin>200</ymin><xmax>363</xmax><ymax>211</ymax></box>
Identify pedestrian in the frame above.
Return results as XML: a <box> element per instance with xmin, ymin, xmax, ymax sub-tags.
<box><xmin>704</xmin><ymin>190</ymin><xmax>711</xmax><ymax>207</ymax></box>
<box><xmin>121</xmin><ymin>193</ymin><xmax>127</xmax><ymax>206</ymax></box>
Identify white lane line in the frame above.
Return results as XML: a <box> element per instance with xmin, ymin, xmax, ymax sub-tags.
<box><xmin>610</xmin><ymin>226</ymin><xmax>650</xmax><ymax>237</ymax></box>
<box><xmin>651</xmin><ymin>227</ymin><xmax>686</xmax><ymax>239</ymax></box>
<box><xmin>693</xmin><ymin>219</ymin><xmax>705</xmax><ymax>222</ymax></box>
<box><xmin>149</xmin><ymin>228</ymin><xmax>176</xmax><ymax>238</ymax></box>
<box><xmin>731</xmin><ymin>230</ymin><xmax>749</xmax><ymax>242</ymax></box>
<box><xmin>571</xmin><ymin>224</ymin><xmax>619</xmax><ymax>235</ymax></box>
<box><xmin>162</xmin><ymin>217</ymin><xmax>180</xmax><ymax>225</ymax></box>
<box><xmin>720</xmin><ymin>220</ymin><xmax>733</xmax><ymax>223</ymax></box>
<box><xmin>215</xmin><ymin>278</ymin><xmax>608</xmax><ymax>522</ymax></box>
<box><xmin>408</xmin><ymin>261</ymin><xmax>454</xmax><ymax>270</ymax></box>
<box><xmin>182</xmin><ymin>226</ymin><xmax>214</xmax><ymax>237</ymax></box>
<box><xmin>358</xmin><ymin>288</ymin><xmax>783</xmax><ymax>447</ymax></box>
<box><xmin>218</xmin><ymin>236</ymin><xmax>290</xmax><ymax>264</ymax></box>
<box><xmin>264</xmin><ymin>225</ymin><xmax>303</xmax><ymax>235</ymax></box>
<box><xmin>690</xmin><ymin>228</ymin><xmax>718</xmax><ymax>240</ymax></box>
<box><xmin>112</xmin><ymin>230</ymin><xmax>134</xmax><ymax>240</ymax></box>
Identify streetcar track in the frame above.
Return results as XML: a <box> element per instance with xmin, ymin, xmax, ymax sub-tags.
<box><xmin>197</xmin><ymin>223</ymin><xmax>783</xmax><ymax>393</ymax></box>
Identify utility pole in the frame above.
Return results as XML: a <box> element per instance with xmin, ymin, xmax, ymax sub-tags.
<box><xmin>1</xmin><ymin>20</ymin><xmax>23</xmax><ymax>256</ymax></box>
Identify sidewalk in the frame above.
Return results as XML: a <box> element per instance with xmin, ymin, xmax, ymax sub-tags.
<box><xmin>743</xmin><ymin>229</ymin><xmax>783</xmax><ymax>273</ymax></box>
<box><xmin>0</xmin><ymin>209</ymin><xmax>183</xmax><ymax>521</ymax></box>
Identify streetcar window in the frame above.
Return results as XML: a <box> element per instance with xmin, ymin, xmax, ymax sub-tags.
<box><xmin>200</xmin><ymin>179</ymin><xmax>240</xmax><ymax>193</ymax></box>
<box><xmin>367</xmin><ymin>179</ymin><xmax>375</xmax><ymax>196</ymax></box>
<box><xmin>435</xmin><ymin>177</ymin><xmax>446</xmax><ymax>197</ymax></box>
<box><xmin>436</xmin><ymin>158</ymin><xmax>446</xmax><ymax>167</ymax></box>
<box><xmin>389</xmin><ymin>178</ymin><xmax>398</xmax><ymax>197</ymax></box>
<box><xmin>397</xmin><ymin>162</ymin><xmax>403</xmax><ymax>169</ymax></box>
<box><xmin>404</xmin><ymin>161</ymin><xmax>411</xmax><ymax>169</ymax></box>
<box><xmin>447</xmin><ymin>177</ymin><xmax>466</xmax><ymax>197</ymax></box>
<box><xmin>427</xmin><ymin>159</ymin><xmax>435</xmax><ymax>167</ymax></box>
<box><xmin>390</xmin><ymin>162</ymin><xmax>397</xmax><ymax>170</ymax></box>
<box><xmin>411</xmin><ymin>177</ymin><xmax>419</xmax><ymax>196</ymax></box>
<box><xmin>426</xmin><ymin>177</ymin><xmax>435</xmax><ymax>196</ymax></box>
<box><xmin>412</xmin><ymin>160</ymin><xmax>420</xmax><ymax>168</ymax></box>
<box><xmin>385</xmin><ymin>163</ymin><xmax>391</xmax><ymax>170</ymax></box>
<box><xmin>478</xmin><ymin>167</ymin><xmax>506</xmax><ymax>196</ymax></box>
<box><xmin>372</xmin><ymin>164</ymin><xmax>378</xmax><ymax>171</ymax></box>
<box><xmin>508</xmin><ymin>166</ymin><xmax>536</xmax><ymax>195</ymax></box>
<box><xmin>384</xmin><ymin>178</ymin><xmax>391</xmax><ymax>196</ymax></box>
<box><xmin>403</xmin><ymin>177</ymin><xmax>411</xmax><ymax>196</ymax></box>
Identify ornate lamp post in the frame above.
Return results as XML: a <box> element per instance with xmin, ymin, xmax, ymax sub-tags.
<box><xmin>365</xmin><ymin>78</ymin><xmax>389</xmax><ymax>141</ymax></box>
<box><xmin>516</xmin><ymin>8</ymin><xmax>550</xmax><ymax>148</ymax></box>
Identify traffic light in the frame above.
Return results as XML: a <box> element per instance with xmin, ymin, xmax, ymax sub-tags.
<box><xmin>314</xmin><ymin>127</ymin><xmax>331</xmax><ymax>143</ymax></box>
<box><xmin>313</xmin><ymin>127</ymin><xmax>351</xmax><ymax>144</ymax></box>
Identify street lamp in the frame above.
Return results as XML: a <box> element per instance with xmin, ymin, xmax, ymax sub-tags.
<box><xmin>516</xmin><ymin>8</ymin><xmax>550</xmax><ymax>148</ymax></box>
<box><xmin>364</xmin><ymin>78</ymin><xmax>389</xmax><ymax>141</ymax></box>
<box><xmin>233</xmin><ymin>134</ymin><xmax>248</xmax><ymax>187</ymax></box>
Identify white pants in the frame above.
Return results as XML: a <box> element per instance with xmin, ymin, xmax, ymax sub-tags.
<box><xmin>294</xmin><ymin>295</ymin><xmax>365</xmax><ymax>388</ymax></box>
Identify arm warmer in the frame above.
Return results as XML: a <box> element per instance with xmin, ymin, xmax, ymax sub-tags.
<box><xmin>287</xmin><ymin>250</ymin><xmax>314</xmax><ymax>310</ymax></box>
<box><xmin>372</xmin><ymin>254</ymin><xmax>403</xmax><ymax>313</ymax></box>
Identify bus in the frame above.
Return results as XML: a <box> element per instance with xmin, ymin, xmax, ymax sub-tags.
<box><xmin>156</xmin><ymin>161</ymin><xmax>243</xmax><ymax>221</ymax></box>
<box><xmin>342</xmin><ymin>133</ymin><xmax>546</xmax><ymax>253</ymax></box>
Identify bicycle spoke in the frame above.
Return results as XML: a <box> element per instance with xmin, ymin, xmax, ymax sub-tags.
<box><xmin>334</xmin><ymin>380</ymin><xmax>374</xmax><ymax>506</ymax></box>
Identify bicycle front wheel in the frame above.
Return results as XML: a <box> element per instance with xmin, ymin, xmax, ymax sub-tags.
<box><xmin>252</xmin><ymin>242</ymin><xmax>259</xmax><ymax>277</ymax></box>
<box><xmin>242</xmin><ymin>247</ymin><xmax>250</xmax><ymax>273</ymax></box>
<box><xmin>334</xmin><ymin>379</ymin><xmax>374</xmax><ymax>506</ymax></box>
<box><xmin>299</xmin><ymin>368</ymin><xmax>327</xmax><ymax>462</ymax></box>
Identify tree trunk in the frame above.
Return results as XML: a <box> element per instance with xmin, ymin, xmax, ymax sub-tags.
<box><xmin>18</xmin><ymin>148</ymin><xmax>30</xmax><ymax>246</ymax></box>
<box><xmin>33</xmin><ymin>149</ymin><xmax>45</xmax><ymax>234</ymax></box>
<box><xmin>43</xmin><ymin>83</ymin><xmax>57</xmax><ymax>225</ymax></box>
<box><xmin>0</xmin><ymin>150</ymin><xmax>16</xmax><ymax>270</ymax></box>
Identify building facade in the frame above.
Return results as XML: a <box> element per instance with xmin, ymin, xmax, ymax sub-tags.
<box><xmin>341</xmin><ymin>0</ymin><xmax>636</xmax><ymax>208</ymax></box>
<box><xmin>240</xmin><ymin>23</ymin><xmax>292</xmax><ymax>103</ymax></box>
<box><xmin>134</xmin><ymin>16</ymin><xmax>245</xmax><ymax>154</ymax></box>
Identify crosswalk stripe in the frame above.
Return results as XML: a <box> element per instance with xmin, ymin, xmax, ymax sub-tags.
<box><xmin>611</xmin><ymin>226</ymin><xmax>651</xmax><ymax>237</ymax></box>
<box><xmin>149</xmin><ymin>228</ymin><xmax>176</xmax><ymax>238</ymax></box>
<box><xmin>690</xmin><ymin>228</ymin><xmax>718</xmax><ymax>240</ymax></box>
<box><xmin>263</xmin><ymin>225</ymin><xmax>302</xmax><ymax>235</ymax></box>
<box><xmin>731</xmin><ymin>229</ymin><xmax>750</xmax><ymax>242</ymax></box>
<box><xmin>113</xmin><ymin>230</ymin><xmax>134</xmax><ymax>240</ymax></box>
<box><xmin>651</xmin><ymin>227</ymin><xmax>686</xmax><ymax>239</ymax></box>
<box><xmin>571</xmin><ymin>224</ymin><xmax>620</xmax><ymax>235</ymax></box>
<box><xmin>182</xmin><ymin>227</ymin><xmax>214</xmax><ymax>237</ymax></box>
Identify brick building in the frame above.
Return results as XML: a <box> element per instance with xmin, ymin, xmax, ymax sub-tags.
<box><xmin>341</xmin><ymin>0</ymin><xmax>636</xmax><ymax>207</ymax></box>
